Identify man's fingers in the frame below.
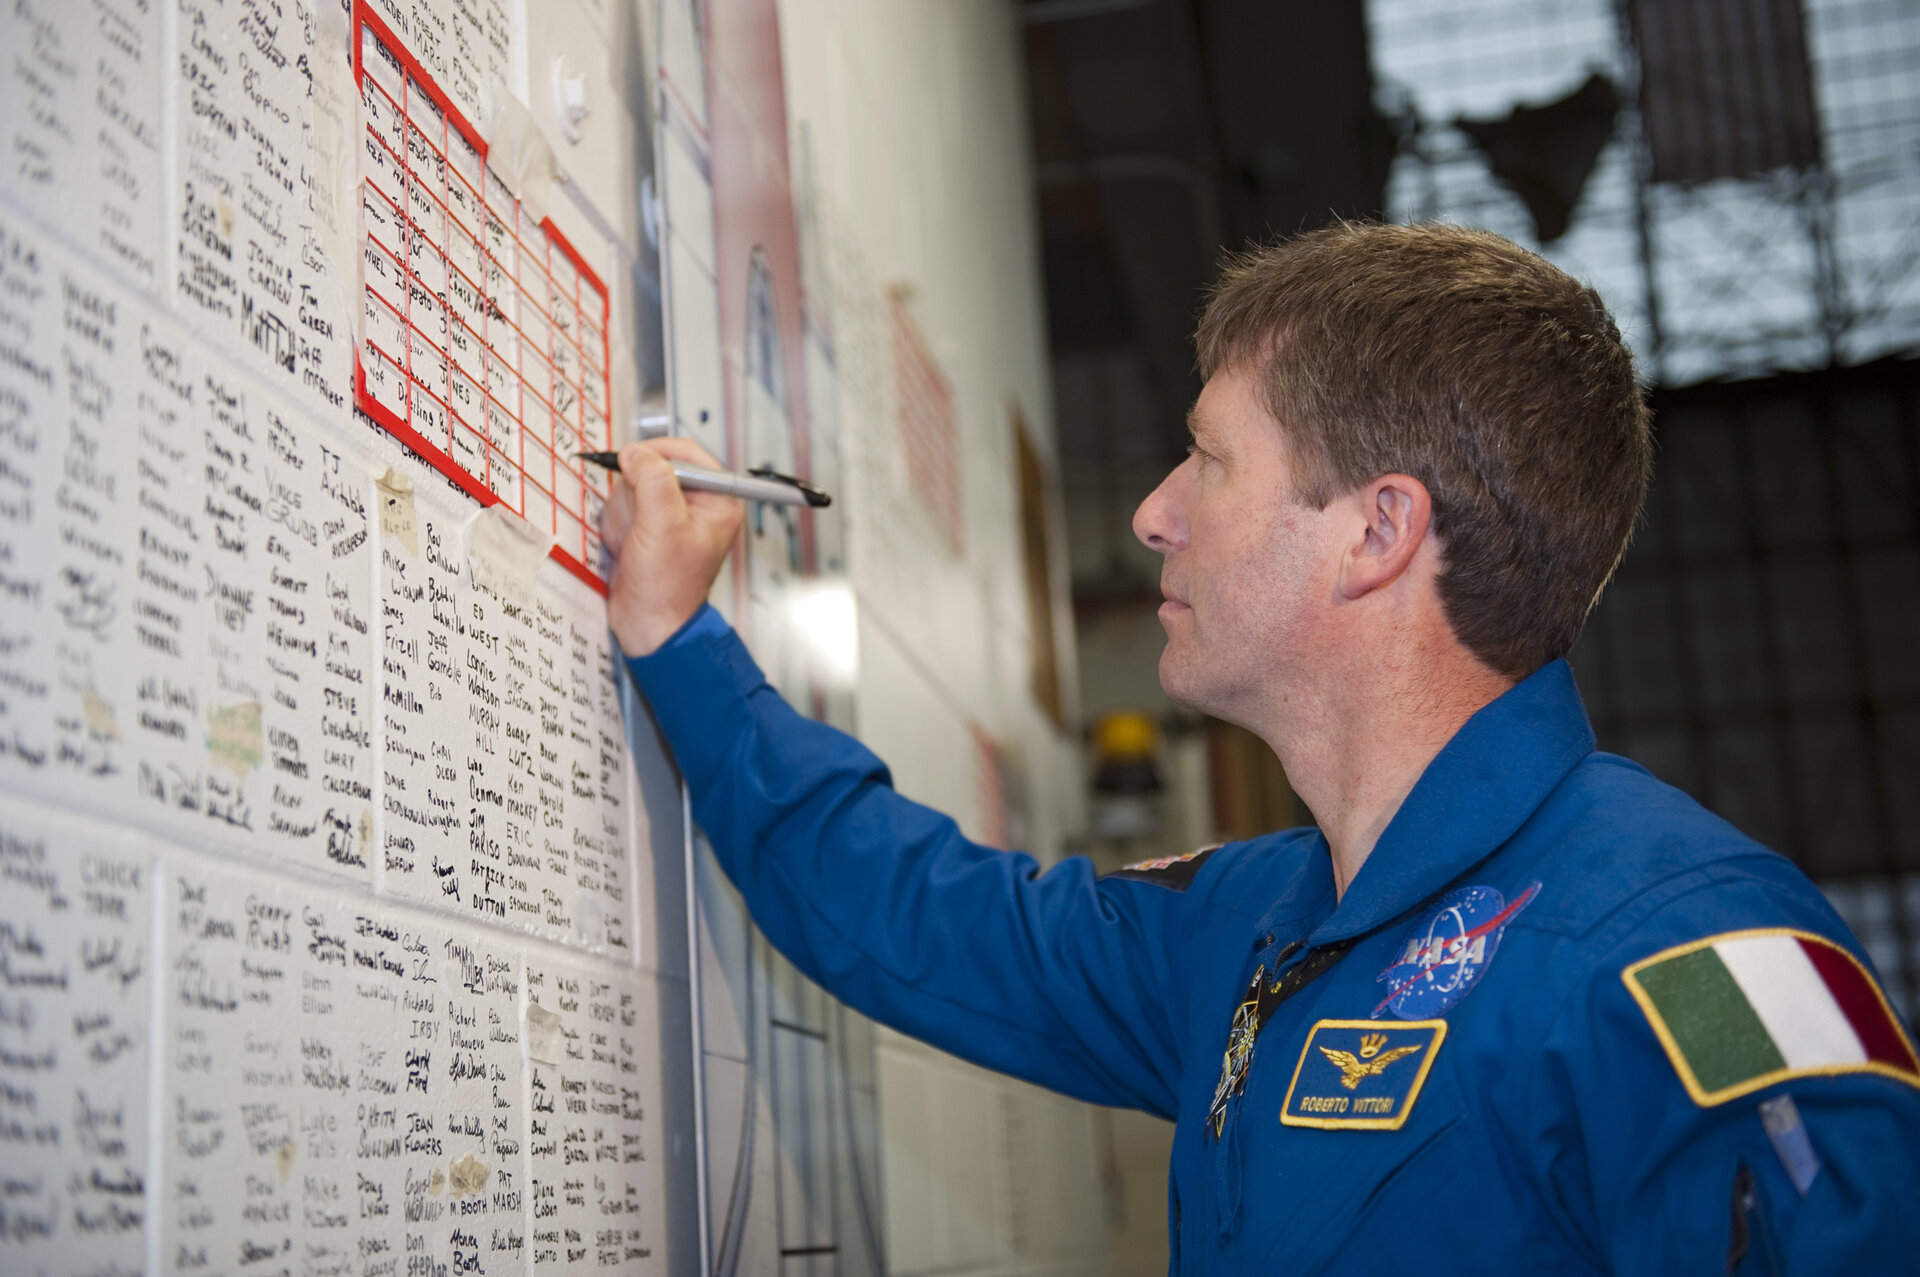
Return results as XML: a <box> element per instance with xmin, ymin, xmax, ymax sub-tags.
<box><xmin>599</xmin><ymin>478</ymin><xmax>635</xmax><ymax>549</ymax></box>
<box><xmin>612</xmin><ymin>439</ymin><xmax>745</xmax><ymax>547</ymax></box>
<box><xmin>601</xmin><ymin>437</ymin><xmax>745</xmax><ymax>656</ymax></box>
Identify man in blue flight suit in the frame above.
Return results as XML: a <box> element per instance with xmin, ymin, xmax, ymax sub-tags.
<box><xmin>603</xmin><ymin>223</ymin><xmax>1920</xmax><ymax>1272</ymax></box>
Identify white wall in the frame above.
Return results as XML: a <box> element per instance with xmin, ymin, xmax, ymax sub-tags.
<box><xmin>774</xmin><ymin>3</ymin><xmax>1113</xmax><ymax>1272</ymax></box>
<box><xmin>0</xmin><ymin>0</ymin><xmax>1125</xmax><ymax>1272</ymax></box>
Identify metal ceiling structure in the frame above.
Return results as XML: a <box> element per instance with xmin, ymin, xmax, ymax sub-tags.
<box><xmin>1031</xmin><ymin>0</ymin><xmax>1920</xmax><ymax>587</ymax></box>
<box><xmin>1373</xmin><ymin>0</ymin><xmax>1920</xmax><ymax>386</ymax></box>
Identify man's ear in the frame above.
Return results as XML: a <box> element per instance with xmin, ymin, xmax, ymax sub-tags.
<box><xmin>1337</xmin><ymin>474</ymin><xmax>1433</xmax><ymax>600</ymax></box>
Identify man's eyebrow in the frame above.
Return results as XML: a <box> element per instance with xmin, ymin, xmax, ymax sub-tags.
<box><xmin>1185</xmin><ymin>407</ymin><xmax>1223</xmax><ymax>453</ymax></box>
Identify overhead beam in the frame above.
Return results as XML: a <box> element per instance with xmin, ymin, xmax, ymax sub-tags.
<box><xmin>1020</xmin><ymin>0</ymin><xmax>1155</xmax><ymax>26</ymax></box>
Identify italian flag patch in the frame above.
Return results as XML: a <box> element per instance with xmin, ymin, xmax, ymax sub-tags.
<box><xmin>1624</xmin><ymin>929</ymin><xmax>1920</xmax><ymax>1106</ymax></box>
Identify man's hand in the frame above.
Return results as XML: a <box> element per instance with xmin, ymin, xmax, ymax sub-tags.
<box><xmin>601</xmin><ymin>437</ymin><xmax>744</xmax><ymax>657</ymax></box>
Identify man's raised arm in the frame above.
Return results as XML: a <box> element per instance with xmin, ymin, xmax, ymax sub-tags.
<box><xmin>600</xmin><ymin>439</ymin><xmax>1194</xmax><ymax>1116</ymax></box>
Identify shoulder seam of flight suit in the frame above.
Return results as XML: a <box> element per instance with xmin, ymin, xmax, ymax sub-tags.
<box><xmin>1510</xmin><ymin>845</ymin><xmax>1790</xmax><ymax>940</ymax></box>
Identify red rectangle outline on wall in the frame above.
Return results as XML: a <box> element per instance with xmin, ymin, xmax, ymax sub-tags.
<box><xmin>350</xmin><ymin>0</ymin><xmax>613</xmax><ymax>596</ymax></box>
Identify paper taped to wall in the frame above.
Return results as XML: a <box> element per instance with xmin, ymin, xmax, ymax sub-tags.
<box><xmin>487</xmin><ymin>90</ymin><xmax>564</xmax><ymax>225</ymax></box>
<box><xmin>309</xmin><ymin>0</ymin><xmax>361</xmax><ymax>304</ymax></box>
<box><xmin>467</xmin><ymin>504</ymin><xmax>555</xmax><ymax>597</ymax></box>
<box><xmin>526</xmin><ymin>1000</ymin><xmax>564</xmax><ymax>1065</ymax></box>
<box><xmin>377</xmin><ymin>466</ymin><xmax>420</xmax><ymax>554</ymax></box>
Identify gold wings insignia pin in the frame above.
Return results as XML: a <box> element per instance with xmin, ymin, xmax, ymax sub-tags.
<box><xmin>1318</xmin><ymin>1042</ymin><xmax>1424</xmax><ymax>1090</ymax></box>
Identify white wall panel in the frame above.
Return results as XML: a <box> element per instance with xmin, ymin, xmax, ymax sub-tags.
<box><xmin>0</xmin><ymin>0</ymin><xmax>1106</xmax><ymax>1273</ymax></box>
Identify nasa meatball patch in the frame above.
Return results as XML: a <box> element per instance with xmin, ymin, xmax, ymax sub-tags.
<box><xmin>1374</xmin><ymin>882</ymin><xmax>1540</xmax><ymax>1019</ymax></box>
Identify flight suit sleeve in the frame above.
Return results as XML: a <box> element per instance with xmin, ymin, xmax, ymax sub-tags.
<box><xmin>1523</xmin><ymin>870</ymin><xmax>1920</xmax><ymax>1273</ymax></box>
<box><xmin>627</xmin><ymin>615</ymin><xmax>1193</xmax><ymax>1118</ymax></box>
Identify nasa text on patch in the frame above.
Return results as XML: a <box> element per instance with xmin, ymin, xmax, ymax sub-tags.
<box><xmin>1281</xmin><ymin>1020</ymin><xmax>1448</xmax><ymax>1130</ymax></box>
<box><xmin>1374</xmin><ymin>881</ymin><xmax>1540</xmax><ymax>1019</ymax></box>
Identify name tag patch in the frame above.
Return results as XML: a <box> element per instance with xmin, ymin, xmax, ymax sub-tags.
<box><xmin>1281</xmin><ymin>1019</ymin><xmax>1447</xmax><ymax>1130</ymax></box>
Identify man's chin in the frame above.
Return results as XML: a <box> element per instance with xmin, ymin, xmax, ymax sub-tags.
<box><xmin>1156</xmin><ymin>650</ymin><xmax>1206</xmax><ymax>713</ymax></box>
<box><xmin>1158</xmin><ymin>652</ymin><xmax>1251</xmax><ymax>724</ymax></box>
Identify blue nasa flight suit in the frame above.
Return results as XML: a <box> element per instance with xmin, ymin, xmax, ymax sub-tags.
<box><xmin>629</xmin><ymin>607</ymin><xmax>1920</xmax><ymax>1274</ymax></box>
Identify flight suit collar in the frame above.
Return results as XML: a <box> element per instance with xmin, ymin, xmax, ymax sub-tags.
<box><xmin>1304</xmin><ymin>658</ymin><xmax>1595</xmax><ymax>946</ymax></box>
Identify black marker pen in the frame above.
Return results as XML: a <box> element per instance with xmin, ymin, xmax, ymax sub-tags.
<box><xmin>576</xmin><ymin>452</ymin><xmax>832</xmax><ymax>509</ymax></box>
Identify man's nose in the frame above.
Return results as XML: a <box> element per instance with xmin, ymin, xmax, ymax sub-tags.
<box><xmin>1133</xmin><ymin>469</ymin><xmax>1187</xmax><ymax>554</ymax></box>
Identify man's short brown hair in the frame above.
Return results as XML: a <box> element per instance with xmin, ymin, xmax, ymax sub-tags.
<box><xmin>1195</xmin><ymin>221</ymin><xmax>1653</xmax><ymax>678</ymax></box>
